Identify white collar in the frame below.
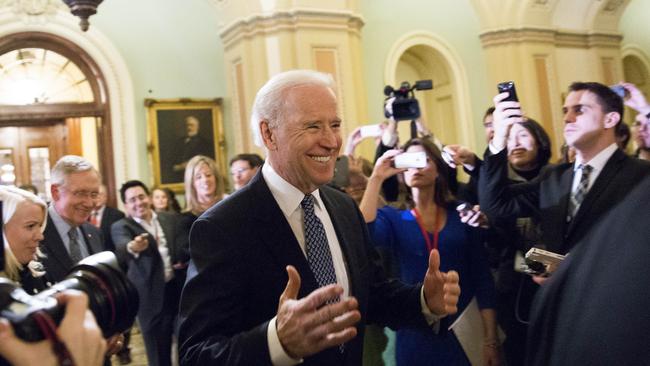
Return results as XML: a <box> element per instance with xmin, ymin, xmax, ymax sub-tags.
<box><xmin>261</xmin><ymin>163</ymin><xmax>324</xmax><ymax>217</ymax></box>
<box><xmin>573</xmin><ymin>143</ymin><xmax>618</xmax><ymax>172</ymax></box>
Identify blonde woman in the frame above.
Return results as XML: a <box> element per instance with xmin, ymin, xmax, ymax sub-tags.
<box><xmin>0</xmin><ymin>185</ymin><xmax>106</xmax><ymax>366</ymax></box>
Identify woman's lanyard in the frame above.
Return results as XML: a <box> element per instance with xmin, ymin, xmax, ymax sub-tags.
<box><xmin>412</xmin><ymin>207</ymin><xmax>440</xmax><ymax>253</ymax></box>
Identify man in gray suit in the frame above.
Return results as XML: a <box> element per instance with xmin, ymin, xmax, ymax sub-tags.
<box><xmin>111</xmin><ymin>180</ymin><xmax>185</xmax><ymax>366</ymax></box>
<box><xmin>39</xmin><ymin>155</ymin><xmax>106</xmax><ymax>284</ymax></box>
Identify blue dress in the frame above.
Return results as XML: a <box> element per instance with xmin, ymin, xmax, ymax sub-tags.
<box><xmin>368</xmin><ymin>202</ymin><xmax>496</xmax><ymax>366</ymax></box>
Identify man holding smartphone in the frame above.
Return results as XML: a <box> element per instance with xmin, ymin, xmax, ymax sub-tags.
<box><xmin>111</xmin><ymin>180</ymin><xmax>186</xmax><ymax>366</ymax></box>
<box><xmin>480</xmin><ymin>81</ymin><xmax>650</xmax><ymax>256</ymax></box>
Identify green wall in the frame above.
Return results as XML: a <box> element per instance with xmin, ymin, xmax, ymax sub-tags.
<box><xmin>360</xmin><ymin>0</ymin><xmax>491</xmax><ymax>151</ymax></box>
<box><xmin>620</xmin><ymin>0</ymin><xmax>650</xmax><ymax>51</ymax></box>
<box><xmin>92</xmin><ymin>0</ymin><xmax>229</xmax><ymax>185</ymax></box>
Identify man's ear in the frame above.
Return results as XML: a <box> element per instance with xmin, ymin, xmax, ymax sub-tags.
<box><xmin>260</xmin><ymin>120</ymin><xmax>277</xmax><ymax>150</ymax></box>
<box><xmin>51</xmin><ymin>184</ymin><xmax>61</xmax><ymax>202</ymax></box>
<box><xmin>604</xmin><ymin>112</ymin><xmax>621</xmax><ymax>129</ymax></box>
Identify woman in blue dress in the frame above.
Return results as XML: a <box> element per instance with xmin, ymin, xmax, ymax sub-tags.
<box><xmin>360</xmin><ymin>138</ymin><xmax>499</xmax><ymax>366</ymax></box>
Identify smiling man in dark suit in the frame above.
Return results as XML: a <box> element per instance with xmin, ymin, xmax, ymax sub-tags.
<box><xmin>39</xmin><ymin>155</ymin><xmax>107</xmax><ymax>284</ymax></box>
<box><xmin>178</xmin><ymin>70</ymin><xmax>461</xmax><ymax>366</ymax></box>
<box><xmin>111</xmin><ymin>180</ymin><xmax>185</xmax><ymax>366</ymax></box>
<box><xmin>480</xmin><ymin>82</ymin><xmax>650</xmax><ymax>256</ymax></box>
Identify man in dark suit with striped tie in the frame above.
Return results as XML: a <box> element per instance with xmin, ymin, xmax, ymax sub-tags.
<box><xmin>178</xmin><ymin>70</ymin><xmax>462</xmax><ymax>366</ymax></box>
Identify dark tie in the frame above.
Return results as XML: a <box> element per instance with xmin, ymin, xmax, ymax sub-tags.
<box><xmin>568</xmin><ymin>164</ymin><xmax>593</xmax><ymax>220</ymax></box>
<box><xmin>301</xmin><ymin>194</ymin><xmax>337</xmax><ymax>288</ymax></box>
<box><xmin>67</xmin><ymin>228</ymin><xmax>84</xmax><ymax>264</ymax></box>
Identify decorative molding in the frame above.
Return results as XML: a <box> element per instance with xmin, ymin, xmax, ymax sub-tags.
<box><xmin>0</xmin><ymin>0</ymin><xmax>65</xmax><ymax>25</ymax></box>
<box><xmin>480</xmin><ymin>27</ymin><xmax>622</xmax><ymax>49</ymax></box>
<box><xmin>219</xmin><ymin>9</ymin><xmax>364</xmax><ymax>49</ymax></box>
<box><xmin>603</xmin><ymin>0</ymin><xmax>625</xmax><ymax>13</ymax></box>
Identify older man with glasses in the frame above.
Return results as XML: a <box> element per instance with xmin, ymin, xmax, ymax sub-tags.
<box><xmin>39</xmin><ymin>155</ymin><xmax>108</xmax><ymax>284</ymax></box>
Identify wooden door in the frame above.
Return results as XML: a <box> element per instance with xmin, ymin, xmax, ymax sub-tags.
<box><xmin>0</xmin><ymin>121</ymin><xmax>68</xmax><ymax>198</ymax></box>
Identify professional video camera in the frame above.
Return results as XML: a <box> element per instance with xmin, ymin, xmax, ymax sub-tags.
<box><xmin>384</xmin><ymin>79</ymin><xmax>433</xmax><ymax>121</ymax></box>
<box><xmin>0</xmin><ymin>250</ymin><xmax>139</xmax><ymax>342</ymax></box>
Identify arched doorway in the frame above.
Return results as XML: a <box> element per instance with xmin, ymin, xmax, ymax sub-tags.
<box><xmin>0</xmin><ymin>32</ymin><xmax>116</xmax><ymax>204</ymax></box>
<box><xmin>384</xmin><ymin>31</ymin><xmax>475</xmax><ymax>149</ymax></box>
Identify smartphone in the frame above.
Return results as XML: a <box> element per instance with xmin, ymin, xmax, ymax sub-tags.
<box><xmin>610</xmin><ymin>85</ymin><xmax>630</xmax><ymax>100</ymax></box>
<box><xmin>523</xmin><ymin>247</ymin><xmax>566</xmax><ymax>276</ymax></box>
<box><xmin>497</xmin><ymin>81</ymin><xmax>519</xmax><ymax>103</ymax></box>
<box><xmin>456</xmin><ymin>203</ymin><xmax>472</xmax><ymax>216</ymax></box>
<box><xmin>393</xmin><ymin>151</ymin><xmax>427</xmax><ymax>169</ymax></box>
<box><xmin>360</xmin><ymin>124</ymin><xmax>383</xmax><ymax>138</ymax></box>
<box><xmin>331</xmin><ymin>155</ymin><xmax>350</xmax><ymax>188</ymax></box>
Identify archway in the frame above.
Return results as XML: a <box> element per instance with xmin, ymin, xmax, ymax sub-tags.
<box><xmin>0</xmin><ymin>8</ymin><xmax>138</xmax><ymax>205</ymax></box>
<box><xmin>384</xmin><ymin>31</ymin><xmax>475</xmax><ymax>148</ymax></box>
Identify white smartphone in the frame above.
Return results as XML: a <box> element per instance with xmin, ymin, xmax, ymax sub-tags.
<box><xmin>360</xmin><ymin>124</ymin><xmax>383</xmax><ymax>138</ymax></box>
<box><xmin>393</xmin><ymin>151</ymin><xmax>427</xmax><ymax>169</ymax></box>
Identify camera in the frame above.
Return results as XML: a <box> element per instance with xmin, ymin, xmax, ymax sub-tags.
<box><xmin>0</xmin><ymin>251</ymin><xmax>139</xmax><ymax>342</ymax></box>
<box><xmin>523</xmin><ymin>247</ymin><xmax>566</xmax><ymax>277</ymax></box>
<box><xmin>384</xmin><ymin>80</ymin><xmax>433</xmax><ymax>121</ymax></box>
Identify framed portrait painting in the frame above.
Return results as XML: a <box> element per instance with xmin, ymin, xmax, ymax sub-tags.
<box><xmin>145</xmin><ymin>98</ymin><xmax>225</xmax><ymax>192</ymax></box>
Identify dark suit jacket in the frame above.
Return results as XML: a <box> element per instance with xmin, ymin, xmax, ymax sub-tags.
<box><xmin>178</xmin><ymin>172</ymin><xmax>428</xmax><ymax>366</ymax></box>
<box><xmin>526</xmin><ymin>176</ymin><xmax>650</xmax><ymax>366</ymax></box>
<box><xmin>39</xmin><ymin>216</ymin><xmax>106</xmax><ymax>284</ymax></box>
<box><xmin>111</xmin><ymin>212</ymin><xmax>183</xmax><ymax>333</ymax></box>
<box><xmin>99</xmin><ymin>206</ymin><xmax>125</xmax><ymax>252</ymax></box>
<box><xmin>479</xmin><ymin>148</ymin><xmax>650</xmax><ymax>254</ymax></box>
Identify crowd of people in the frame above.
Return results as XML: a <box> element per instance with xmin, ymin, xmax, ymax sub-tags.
<box><xmin>1</xmin><ymin>70</ymin><xmax>649</xmax><ymax>366</ymax></box>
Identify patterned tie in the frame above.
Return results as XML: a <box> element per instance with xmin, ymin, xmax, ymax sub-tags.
<box><xmin>67</xmin><ymin>228</ymin><xmax>84</xmax><ymax>264</ymax></box>
<box><xmin>568</xmin><ymin>164</ymin><xmax>593</xmax><ymax>221</ymax></box>
<box><xmin>301</xmin><ymin>194</ymin><xmax>337</xmax><ymax>288</ymax></box>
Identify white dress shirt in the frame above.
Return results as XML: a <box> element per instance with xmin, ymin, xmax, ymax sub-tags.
<box><xmin>262</xmin><ymin>163</ymin><xmax>350</xmax><ymax>366</ymax></box>
<box><xmin>133</xmin><ymin>212</ymin><xmax>174</xmax><ymax>282</ymax></box>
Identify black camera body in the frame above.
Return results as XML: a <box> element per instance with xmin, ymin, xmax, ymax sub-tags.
<box><xmin>384</xmin><ymin>80</ymin><xmax>433</xmax><ymax>121</ymax></box>
<box><xmin>0</xmin><ymin>251</ymin><xmax>139</xmax><ymax>342</ymax></box>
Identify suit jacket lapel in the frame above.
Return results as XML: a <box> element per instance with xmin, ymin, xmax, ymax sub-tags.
<box><xmin>80</xmin><ymin>223</ymin><xmax>103</xmax><ymax>255</ymax></box>
<box><xmin>248</xmin><ymin>173</ymin><xmax>320</xmax><ymax>298</ymax></box>
<box><xmin>43</xmin><ymin>216</ymin><xmax>74</xmax><ymax>270</ymax></box>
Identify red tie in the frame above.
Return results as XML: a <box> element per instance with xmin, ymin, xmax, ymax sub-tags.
<box><xmin>89</xmin><ymin>211</ymin><xmax>100</xmax><ymax>227</ymax></box>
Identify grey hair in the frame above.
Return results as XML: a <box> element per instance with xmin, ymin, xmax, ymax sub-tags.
<box><xmin>250</xmin><ymin>69</ymin><xmax>336</xmax><ymax>148</ymax></box>
<box><xmin>51</xmin><ymin>155</ymin><xmax>100</xmax><ymax>186</ymax></box>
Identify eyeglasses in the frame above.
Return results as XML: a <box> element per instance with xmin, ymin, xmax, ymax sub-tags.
<box><xmin>61</xmin><ymin>188</ymin><xmax>100</xmax><ymax>200</ymax></box>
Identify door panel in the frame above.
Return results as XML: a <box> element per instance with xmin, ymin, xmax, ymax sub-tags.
<box><xmin>0</xmin><ymin>122</ymin><xmax>68</xmax><ymax>199</ymax></box>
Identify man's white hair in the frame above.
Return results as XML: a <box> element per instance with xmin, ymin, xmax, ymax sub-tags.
<box><xmin>250</xmin><ymin>69</ymin><xmax>335</xmax><ymax>148</ymax></box>
<box><xmin>50</xmin><ymin>155</ymin><xmax>99</xmax><ymax>186</ymax></box>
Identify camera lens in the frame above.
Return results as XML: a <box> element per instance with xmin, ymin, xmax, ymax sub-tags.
<box><xmin>37</xmin><ymin>251</ymin><xmax>139</xmax><ymax>338</ymax></box>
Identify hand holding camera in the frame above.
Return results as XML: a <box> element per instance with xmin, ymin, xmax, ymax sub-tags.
<box><xmin>442</xmin><ymin>145</ymin><xmax>477</xmax><ymax>169</ymax></box>
<box><xmin>456</xmin><ymin>203</ymin><xmax>489</xmax><ymax>228</ymax></box>
<box><xmin>616</xmin><ymin>82</ymin><xmax>650</xmax><ymax>115</ymax></box>
<box><xmin>493</xmin><ymin>81</ymin><xmax>525</xmax><ymax>151</ymax></box>
<box><xmin>0</xmin><ymin>290</ymin><xmax>106</xmax><ymax>366</ymax></box>
<box><xmin>370</xmin><ymin>149</ymin><xmax>407</xmax><ymax>183</ymax></box>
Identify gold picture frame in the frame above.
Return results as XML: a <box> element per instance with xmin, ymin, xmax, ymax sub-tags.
<box><xmin>145</xmin><ymin>98</ymin><xmax>225</xmax><ymax>193</ymax></box>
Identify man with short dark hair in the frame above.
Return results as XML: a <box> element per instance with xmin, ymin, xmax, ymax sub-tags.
<box><xmin>111</xmin><ymin>180</ymin><xmax>185</xmax><ymax>366</ymax></box>
<box><xmin>229</xmin><ymin>153</ymin><xmax>264</xmax><ymax>190</ymax></box>
<box><xmin>480</xmin><ymin>81</ymin><xmax>650</xmax><ymax>255</ymax></box>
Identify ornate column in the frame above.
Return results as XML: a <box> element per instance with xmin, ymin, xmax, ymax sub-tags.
<box><xmin>212</xmin><ymin>0</ymin><xmax>367</xmax><ymax>155</ymax></box>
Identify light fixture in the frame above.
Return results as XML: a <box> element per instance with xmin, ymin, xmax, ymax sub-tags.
<box><xmin>62</xmin><ymin>0</ymin><xmax>104</xmax><ymax>32</ymax></box>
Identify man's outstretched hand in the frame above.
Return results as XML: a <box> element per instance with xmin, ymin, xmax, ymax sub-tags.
<box><xmin>276</xmin><ymin>266</ymin><xmax>361</xmax><ymax>359</ymax></box>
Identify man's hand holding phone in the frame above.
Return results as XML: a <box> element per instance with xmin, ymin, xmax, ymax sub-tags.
<box><xmin>492</xmin><ymin>81</ymin><xmax>525</xmax><ymax>151</ymax></box>
<box><xmin>127</xmin><ymin>233</ymin><xmax>149</xmax><ymax>254</ymax></box>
